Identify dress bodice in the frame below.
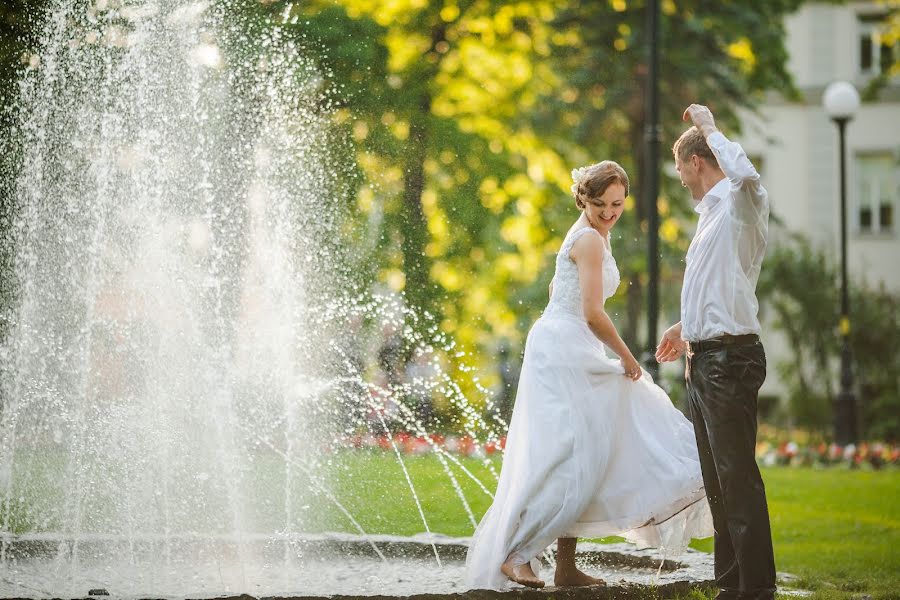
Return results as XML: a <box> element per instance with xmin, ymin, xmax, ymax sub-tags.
<box><xmin>544</xmin><ymin>226</ymin><xmax>620</xmax><ymax>320</ymax></box>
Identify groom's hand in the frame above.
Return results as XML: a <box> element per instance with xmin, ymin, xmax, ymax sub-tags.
<box><xmin>655</xmin><ymin>322</ymin><xmax>686</xmax><ymax>363</ymax></box>
<box><xmin>683</xmin><ymin>104</ymin><xmax>718</xmax><ymax>138</ymax></box>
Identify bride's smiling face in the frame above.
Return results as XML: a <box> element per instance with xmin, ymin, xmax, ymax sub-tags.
<box><xmin>582</xmin><ymin>183</ymin><xmax>626</xmax><ymax>234</ymax></box>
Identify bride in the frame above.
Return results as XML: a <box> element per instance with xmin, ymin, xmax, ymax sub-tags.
<box><xmin>465</xmin><ymin>161</ymin><xmax>713</xmax><ymax>590</ymax></box>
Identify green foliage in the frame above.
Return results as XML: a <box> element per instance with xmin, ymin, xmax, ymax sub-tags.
<box><xmin>850</xmin><ymin>283</ymin><xmax>900</xmax><ymax>441</ymax></box>
<box><xmin>4</xmin><ymin>0</ymin><xmax>886</xmax><ymax>420</ymax></box>
<box><xmin>225</xmin><ymin>1</ymin><xmax>816</xmax><ymax>369</ymax></box>
<box><xmin>0</xmin><ymin>0</ymin><xmax>39</xmax><ymax>115</ymax></box>
<box><xmin>539</xmin><ymin>0</ymin><xmax>811</xmax><ymax>351</ymax></box>
<box><xmin>0</xmin><ymin>495</ymin><xmax>36</xmax><ymax>535</ymax></box>
<box><xmin>757</xmin><ymin>235</ymin><xmax>839</xmax><ymax>429</ymax></box>
<box><xmin>757</xmin><ymin>233</ymin><xmax>900</xmax><ymax>441</ymax></box>
<box><xmin>0</xmin><ymin>1</ymin><xmax>36</xmax><ymax>348</ymax></box>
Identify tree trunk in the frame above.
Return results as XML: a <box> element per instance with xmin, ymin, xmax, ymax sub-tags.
<box><xmin>398</xmin><ymin>22</ymin><xmax>448</xmax><ymax>318</ymax></box>
<box><xmin>620</xmin><ymin>119</ymin><xmax>647</xmax><ymax>351</ymax></box>
<box><xmin>624</xmin><ymin>277</ymin><xmax>642</xmax><ymax>351</ymax></box>
<box><xmin>401</xmin><ymin>109</ymin><xmax>431</xmax><ymax>316</ymax></box>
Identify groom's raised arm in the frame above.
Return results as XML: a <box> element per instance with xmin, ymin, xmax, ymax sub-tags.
<box><xmin>706</xmin><ymin>132</ymin><xmax>768</xmax><ymax>213</ymax></box>
<box><xmin>684</xmin><ymin>104</ymin><xmax>768</xmax><ymax>218</ymax></box>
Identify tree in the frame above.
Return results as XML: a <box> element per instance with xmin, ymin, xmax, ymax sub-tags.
<box><xmin>0</xmin><ymin>1</ymin><xmax>39</xmax><ymax>119</ymax></box>
<box><xmin>254</xmin><ymin>1</ymin><xmax>576</xmax><ymax>362</ymax></box>
<box><xmin>0</xmin><ymin>0</ymin><xmax>837</xmax><ymax>410</ymax></box>
<box><xmin>0</xmin><ymin>1</ymin><xmax>41</xmax><ymax>346</ymax></box>
<box><xmin>757</xmin><ymin>232</ymin><xmax>900</xmax><ymax>441</ymax></box>
<box><xmin>534</xmin><ymin>0</ymin><xmax>808</xmax><ymax>352</ymax></box>
<box><xmin>244</xmin><ymin>0</ymin><xmax>831</xmax><ymax>403</ymax></box>
<box><xmin>756</xmin><ymin>234</ymin><xmax>840</xmax><ymax>429</ymax></box>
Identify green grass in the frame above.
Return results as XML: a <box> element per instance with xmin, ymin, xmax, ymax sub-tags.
<box><xmin>5</xmin><ymin>449</ymin><xmax>898</xmax><ymax>598</ymax></box>
<box><xmin>312</xmin><ymin>452</ymin><xmax>900</xmax><ymax>600</ymax></box>
<box><xmin>763</xmin><ymin>467</ymin><xmax>899</xmax><ymax>599</ymax></box>
<box><xmin>311</xmin><ymin>450</ymin><xmax>501</xmax><ymax>535</ymax></box>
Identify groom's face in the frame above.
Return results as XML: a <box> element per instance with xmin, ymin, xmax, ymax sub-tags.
<box><xmin>675</xmin><ymin>154</ymin><xmax>702</xmax><ymax>202</ymax></box>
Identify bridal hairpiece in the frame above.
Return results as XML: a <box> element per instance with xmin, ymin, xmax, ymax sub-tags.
<box><xmin>570</xmin><ymin>164</ymin><xmax>596</xmax><ymax>196</ymax></box>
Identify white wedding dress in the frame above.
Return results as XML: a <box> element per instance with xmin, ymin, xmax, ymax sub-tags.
<box><xmin>465</xmin><ymin>226</ymin><xmax>713</xmax><ymax>590</ymax></box>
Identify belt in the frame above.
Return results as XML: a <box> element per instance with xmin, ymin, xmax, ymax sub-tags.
<box><xmin>688</xmin><ymin>333</ymin><xmax>759</xmax><ymax>356</ymax></box>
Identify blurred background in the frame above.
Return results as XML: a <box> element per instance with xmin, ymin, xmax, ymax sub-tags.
<box><xmin>1</xmin><ymin>0</ymin><xmax>898</xmax><ymax>445</ymax></box>
<box><xmin>0</xmin><ymin>2</ymin><xmax>897</xmax><ymax>598</ymax></box>
<box><xmin>0</xmin><ymin>0</ymin><xmax>900</xmax><ymax>442</ymax></box>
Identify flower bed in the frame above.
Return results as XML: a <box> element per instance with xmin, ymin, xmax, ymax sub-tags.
<box><xmin>336</xmin><ymin>433</ymin><xmax>505</xmax><ymax>458</ymax></box>
<box><xmin>755</xmin><ymin>440</ymin><xmax>899</xmax><ymax>469</ymax></box>
<box><xmin>333</xmin><ymin>430</ymin><xmax>899</xmax><ymax>469</ymax></box>
<box><xmin>753</xmin><ymin>424</ymin><xmax>899</xmax><ymax>469</ymax></box>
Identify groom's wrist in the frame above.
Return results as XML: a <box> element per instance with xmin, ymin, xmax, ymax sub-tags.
<box><xmin>700</xmin><ymin>124</ymin><xmax>719</xmax><ymax>139</ymax></box>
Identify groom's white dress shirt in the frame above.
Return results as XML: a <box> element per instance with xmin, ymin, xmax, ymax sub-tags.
<box><xmin>681</xmin><ymin>131</ymin><xmax>769</xmax><ymax>343</ymax></box>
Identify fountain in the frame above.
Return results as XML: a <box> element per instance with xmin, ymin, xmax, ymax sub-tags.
<box><xmin>0</xmin><ymin>1</ymin><xmax>713</xmax><ymax>597</ymax></box>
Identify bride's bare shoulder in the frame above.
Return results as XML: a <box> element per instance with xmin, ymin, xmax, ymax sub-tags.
<box><xmin>568</xmin><ymin>228</ymin><xmax>604</xmax><ymax>261</ymax></box>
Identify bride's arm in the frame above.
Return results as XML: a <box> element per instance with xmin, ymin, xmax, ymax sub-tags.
<box><xmin>571</xmin><ymin>232</ymin><xmax>641</xmax><ymax>380</ymax></box>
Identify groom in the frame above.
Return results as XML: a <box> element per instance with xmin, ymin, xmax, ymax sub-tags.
<box><xmin>656</xmin><ymin>104</ymin><xmax>775</xmax><ymax>600</ymax></box>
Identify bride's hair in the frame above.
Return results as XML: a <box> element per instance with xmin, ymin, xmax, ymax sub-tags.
<box><xmin>573</xmin><ymin>161</ymin><xmax>629</xmax><ymax>209</ymax></box>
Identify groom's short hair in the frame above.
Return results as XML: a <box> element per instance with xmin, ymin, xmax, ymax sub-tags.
<box><xmin>673</xmin><ymin>126</ymin><xmax>716</xmax><ymax>165</ymax></box>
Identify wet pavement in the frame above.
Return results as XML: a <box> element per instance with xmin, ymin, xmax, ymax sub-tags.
<box><xmin>0</xmin><ymin>532</ymin><xmax>714</xmax><ymax>599</ymax></box>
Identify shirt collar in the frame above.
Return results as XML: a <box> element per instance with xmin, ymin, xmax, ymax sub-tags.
<box><xmin>694</xmin><ymin>177</ymin><xmax>730</xmax><ymax>214</ymax></box>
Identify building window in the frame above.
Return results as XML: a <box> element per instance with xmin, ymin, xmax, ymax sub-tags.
<box><xmin>858</xmin><ymin>14</ymin><xmax>898</xmax><ymax>76</ymax></box>
<box><xmin>856</xmin><ymin>154</ymin><xmax>898</xmax><ymax>235</ymax></box>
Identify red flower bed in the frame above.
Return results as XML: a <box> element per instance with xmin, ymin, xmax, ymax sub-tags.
<box><xmin>756</xmin><ymin>440</ymin><xmax>899</xmax><ymax>469</ymax></box>
<box><xmin>334</xmin><ymin>433</ymin><xmax>506</xmax><ymax>458</ymax></box>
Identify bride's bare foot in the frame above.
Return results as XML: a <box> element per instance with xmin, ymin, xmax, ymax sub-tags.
<box><xmin>553</xmin><ymin>565</ymin><xmax>605</xmax><ymax>587</ymax></box>
<box><xmin>500</xmin><ymin>559</ymin><xmax>545</xmax><ymax>588</ymax></box>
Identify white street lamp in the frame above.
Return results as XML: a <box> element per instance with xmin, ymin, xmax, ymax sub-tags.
<box><xmin>824</xmin><ymin>81</ymin><xmax>861</xmax><ymax>120</ymax></box>
<box><xmin>822</xmin><ymin>80</ymin><xmax>860</xmax><ymax>446</ymax></box>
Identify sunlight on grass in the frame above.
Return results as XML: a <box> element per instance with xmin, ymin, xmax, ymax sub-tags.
<box><xmin>312</xmin><ymin>452</ymin><xmax>899</xmax><ymax>598</ymax></box>
<box><xmin>4</xmin><ymin>448</ymin><xmax>896</xmax><ymax>597</ymax></box>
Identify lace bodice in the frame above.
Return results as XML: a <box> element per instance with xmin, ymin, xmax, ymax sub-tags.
<box><xmin>544</xmin><ymin>227</ymin><xmax>620</xmax><ymax>320</ymax></box>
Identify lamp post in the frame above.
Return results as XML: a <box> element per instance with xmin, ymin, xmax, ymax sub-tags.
<box><xmin>823</xmin><ymin>81</ymin><xmax>860</xmax><ymax>446</ymax></box>
<box><xmin>644</xmin><ymin>0</ymin><xmax>661</xmax><ymax>379</ymax></box>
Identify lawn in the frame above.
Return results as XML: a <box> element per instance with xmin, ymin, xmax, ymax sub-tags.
<box><xmin>311</xmin><ymin>451</ymin><xmax>900</xmax><ymax>600</ymax></box>
<box><xmin>5</xmin><ymin>448</ymin><xmax>897</xmax><ymax>599</ymax></box>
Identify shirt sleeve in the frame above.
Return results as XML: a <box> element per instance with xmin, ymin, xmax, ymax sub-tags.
<box><xmin>707</xmin><ymin>131</ymin><xmax>768</xmax><ymax>222</ymax></box>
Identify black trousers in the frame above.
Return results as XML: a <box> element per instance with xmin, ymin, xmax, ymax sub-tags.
<box><xmin>686</xmin><ymin>336</ymin><xmax>776</xmax><ymax>600</ymax></box>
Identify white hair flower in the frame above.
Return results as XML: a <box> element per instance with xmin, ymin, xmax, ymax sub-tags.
<box><xmin>570</xmin><ymin>166</ymin><xmax>588</xmax><ymax>196</ymax></box>
<box><xmin>570</xmin><ymin>164</ymin><xmax>597</xmax><ymax>196</ymax></box>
